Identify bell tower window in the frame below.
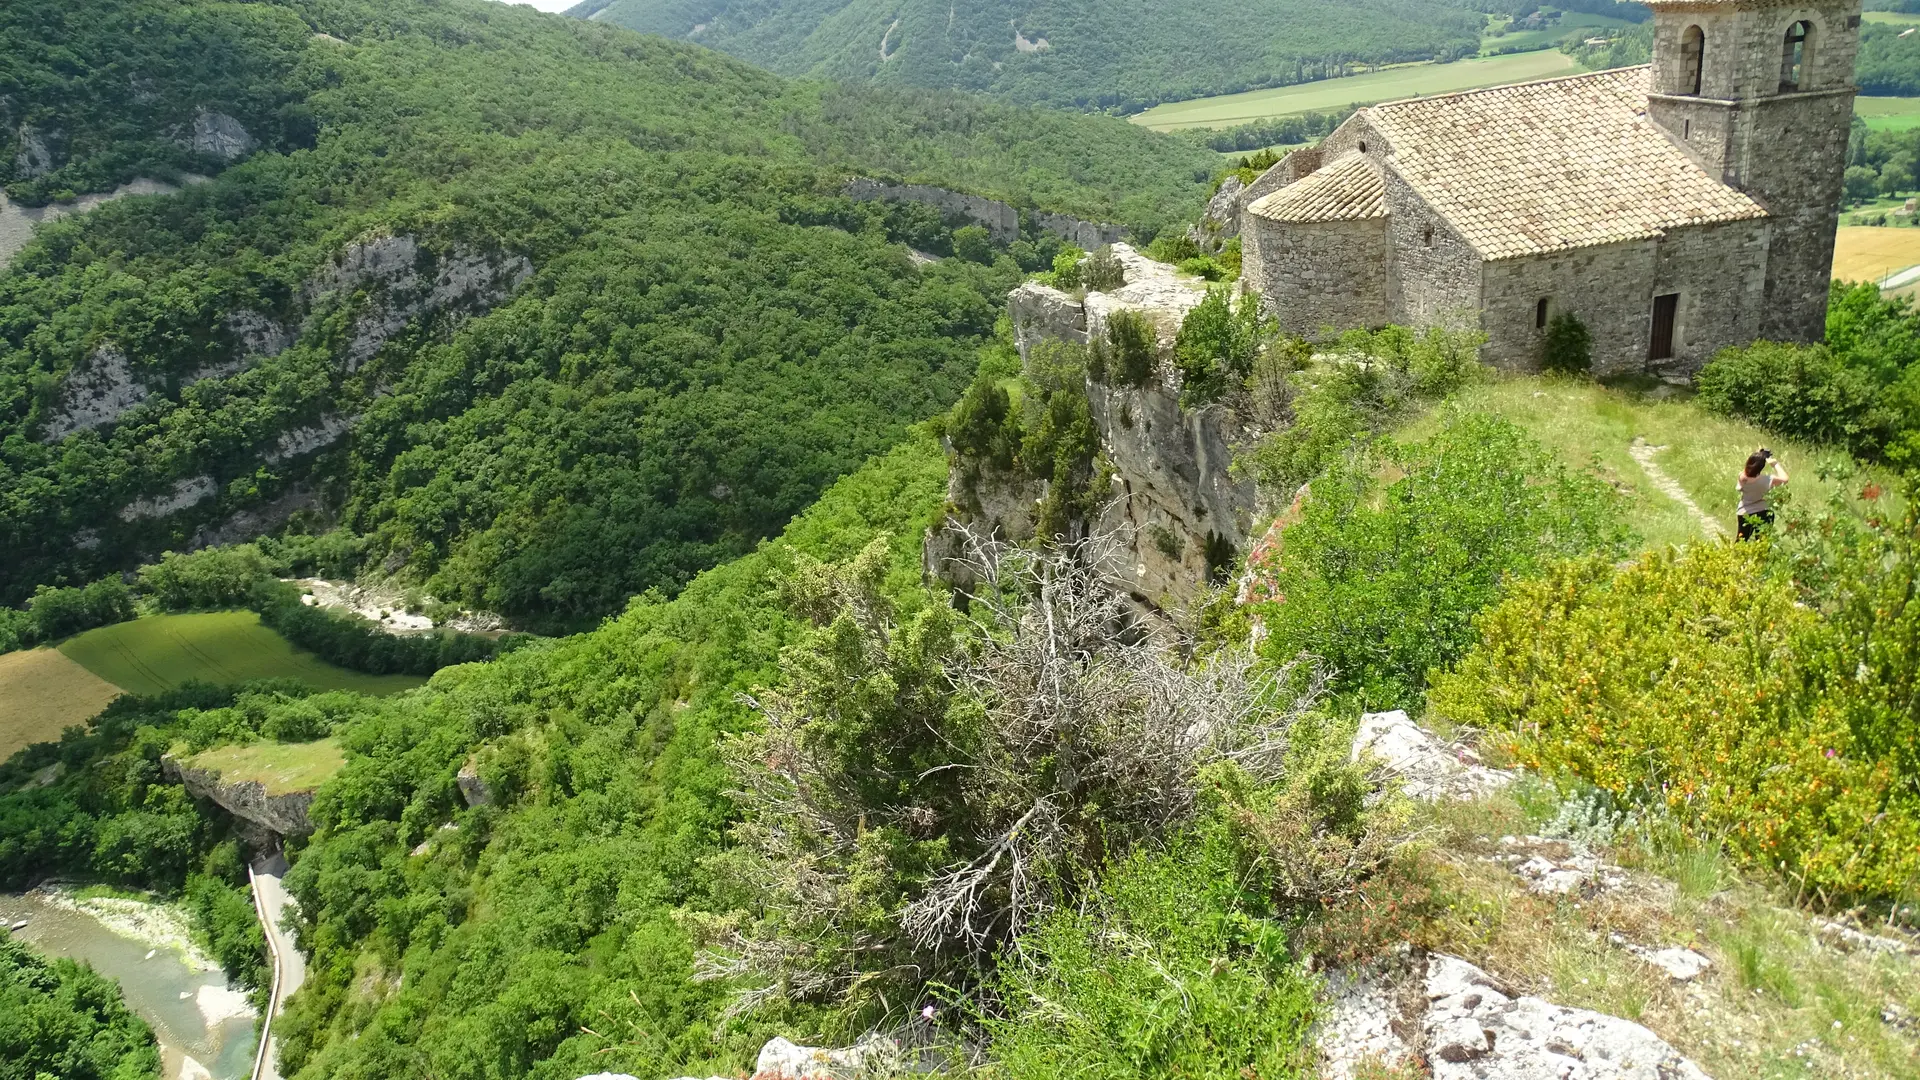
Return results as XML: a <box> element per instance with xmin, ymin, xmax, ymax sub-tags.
<box><xmin>1680</xmin><ymin>26</ymin><xmax>1704</xmax><ymax>95</ymax></box>
<box><xmin>1781</xmin><ymin>21</ymin><xmax>1811</xmax><ymax>92</ymax></box>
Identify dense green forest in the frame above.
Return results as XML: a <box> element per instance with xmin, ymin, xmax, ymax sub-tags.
<box><xmin>0</xmin><ymin>930</ymin><xmax>162</xmax><ymax>1080</ymax></box>
<box><xmin>571</xmin><ymin>0</ymin><xmax>1490</xmax><ymax>112</ymax></box>
<box><xmin>0</xmin><ymin>0</ymin><xmax>1217</xmax><ymax>631</ymax></box>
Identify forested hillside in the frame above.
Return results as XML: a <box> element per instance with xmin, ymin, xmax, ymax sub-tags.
<box><xmin>0</xmin><ymin>0</ymin><xmax>1216</xmax><ymax>631</ymax></box>
<box><xmin>571</xmin><ymin>0</ymin><xmax>1488</xmax><ymax>112</ymax></box>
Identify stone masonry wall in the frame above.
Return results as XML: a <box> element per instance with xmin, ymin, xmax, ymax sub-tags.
<box><xmin>1380</xmin><ymin>169</ymin><xmax>1482</xmax><ymax>332</ymax></box>
<box><xmin>1479</xmin><ymin>217</ymin><xmax>1770</xmax><ymax>375</ymax></box>
<box><xmin>1243</xmin><ymin>215</ymin><xmax>1389</xmax><ymax>336</ymax></box>
<box><xmin>1481</xmin><ymin>242</ymin><xmax>1657</xmax><ymax>374</ymax></box>
<box><xmin>1646</xmin><ymin>0</ymin><xmax>1858</xmax><ymax>343</ymax></box>
<box><xmin>1654</xmin><ymin>217</ymin><xmax>1772</xmax><ymax>370</ymax></box>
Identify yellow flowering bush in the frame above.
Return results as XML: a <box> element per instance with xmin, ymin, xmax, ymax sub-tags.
<box><xmin>1432</xmin><ymin>542</ymin><xmax>1920</xmax><ymax>907</ymax></box>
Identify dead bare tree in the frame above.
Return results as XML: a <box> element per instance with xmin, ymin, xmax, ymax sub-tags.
<box><xmin>698</xmin><ymin>527</ymin><xmax>1326</xmax><ymax>1016</ymax></box>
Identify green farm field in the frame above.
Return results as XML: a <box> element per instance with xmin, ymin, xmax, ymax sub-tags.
<box><xmin>1857</xmin><ymin>95</ymin><xmax>1920</xmax><ymax>131</ymax></box>
<box><xmin>57</xmin><ymin>612</ymin><xmax>425</xmax><ymax>697</ymax></box>
<box><xmin>1863</xmin><ymin>10</ymin><xmax>1920</xmax><ymax>24</ymax></box>
<box><xmin>1132</xmin><ymin>51</ymin><xmax>1582</xmax><ymax>130</ymax></box>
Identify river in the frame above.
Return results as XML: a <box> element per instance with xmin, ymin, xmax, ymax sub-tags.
<box><xmin>0</xmin><ymin>888</ymin><xmax>259</xmax><ymax>1080</ymax></box>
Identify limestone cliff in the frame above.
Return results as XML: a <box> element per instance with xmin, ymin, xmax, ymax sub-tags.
<box><xmin>34</xmin><ymin>232</ymin><xmax>532</xmax><ymax>556</ymax></box>
<box><xmin>845</xmin><ymin>177</ymin><xmax>1127</xmax><ymax>249</ymax></box>
<box><xmin>163</xmin><ymin>754</ymin><xmax>317</xmax><ymax>842</ymax></box>
<box><xmin>935</xmin><ymin>246</ymin><xmax>1258</xmax><ymax>610</ymax></box>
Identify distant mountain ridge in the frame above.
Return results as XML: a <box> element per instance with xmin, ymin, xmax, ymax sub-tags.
<box><xmin>571</xmin><ymin>0</ymin><xmax>1488</xmax><ymax>111</ymax></box>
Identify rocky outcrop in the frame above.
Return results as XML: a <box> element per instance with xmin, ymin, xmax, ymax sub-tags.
<box><xmin>958</xmin><ymin>245</ymin><xmax>1244</xmax><ymax>608</ymax></box>
<box><xmin>13</xmin><ymin>125</ymin><xmax>55</xmax><ymax>178</ymax></box>
<box><xmin>164</xmin><ymin>754</ymin><xmax>317</xmax><ymax>840</ymax></box>
<box><xmin>189</xmin><ymin>109</ymin><xmax>256</xmax><ymax>162</ymax></box>
<box><xmin>1316</xmin><ymin>952</ymin><xmax>1714</xmax><ymax>1080</ymax></box>
<box><xmin>304</xmin><ymin>233</ymin><xmax>533</xmax><ymax>372</ymax></box>
<box><xmin>1088</xmin><ymin>380</ymin><xmax>1256</xmax><ymax>604</ymax></box>
<box><xmin>1190</xmin><ymin>175</ymin><xmax>1243</xmax><ymax>252</ymax></box>
<box><xmin>264</xmin><ymin>414</ymin><xmax>357</xmax><ymax>464</ymax></box>
<box><xmin>118</xmin><ymin>475</ymin><xmax>218</xmax><ymax>521</ymax></box>
<box><xmin>847</xmin><ymin>177</ymin><xmax>1021</xmax><ymax>242</ymax></box>
<box><xmin>456</xmin><ymin>760</ymin><xmax>492</xmax><ymax>808</ymax></box>
<box><xmin>188</xmin><ymin>485</ymin><xmax>323</xmax><ymax>549</ymax></box>
<box><xmin>41</xmin><ymin>345</ymin><xmax>152</xmax><ymax>441</ymax></box>
<box><xmin>1423</xmin><ymin>954</ymin><xmax>1711</xmax><ymax>1080</ymax></box>
<box><xmin>1350</xmin><ymin>710</ymin><xmax>1514</xmax><ymax>802</ymax></box>
<box><xmin>580</xmin><ymin>1035</ymin><xmax>904</xmax><ymax>1080</ymax></box>
<box><xmin>843</xmin><ymin>177</ymin><xmax>1127</xmax><ymax>249</ymax></box>
<box><xmin>1032</xmin><ymin>209</ymin><xmax>1125</xmax><ymax>250</ymax></box>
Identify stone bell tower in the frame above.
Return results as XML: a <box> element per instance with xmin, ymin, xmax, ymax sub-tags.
<box><xmin>1645</xmin><ymin>0</ymin><xmax>1860</xmax><ymax>342</ymax></box>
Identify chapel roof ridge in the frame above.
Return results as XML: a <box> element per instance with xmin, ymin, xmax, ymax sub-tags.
<box><xmin>1367</xmin><ymin>63</ymin><xmax>1651</xmax><ymax>113</ymax></box>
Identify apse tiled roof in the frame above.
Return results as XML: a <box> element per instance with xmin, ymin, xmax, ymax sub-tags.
<box><xmin>1363</xmin><ymin>65</ymin><xmax>1767</xmax><ymax>261</ymax></box>
<box><xmin>1246</xmin><ymin>151</ymin><xmax>1385</xmax><ymax>223</ymax></box>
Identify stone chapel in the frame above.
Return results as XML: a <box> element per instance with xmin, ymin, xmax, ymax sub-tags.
<box><xmin>1237</xmin><ymin>0</ymin><xmax>1860</xmax><ymax>374</ymax></box>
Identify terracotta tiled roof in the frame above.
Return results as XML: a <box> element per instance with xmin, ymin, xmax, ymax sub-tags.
<box><xmin>1364</xmin><ymin>66</ymin><xmax>1766</xmax><ymax>261</ymax></box>
<box><xmin>1246</xmin><ymin>151</ymin><xmax>1385</xmax><ymax>224</ymax></box>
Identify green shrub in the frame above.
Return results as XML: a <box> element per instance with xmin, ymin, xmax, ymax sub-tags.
<box><xmin>1038</xmin><ymin>246</ymin><xmax>1088</xmax><ymax>289</ymax></box>
<box><xmin>0</xmin><ymin>931</ymin><xmax>162</xmax><ymax>1080</ymax></box>
<box><xmin>952</xmin><ymin>224</ymin><xmax>995</xmax><ymax>264</ymax></box>
<box><xmin>986</xmin><ymin>814</ymin><xmax>1317</xmax><ymax>1080</ymax></box>
<box><xmin>26</xmin><ymin>578</ymin><xmax>134</xmax><ymax>642</ymax></box>
<box><xmin>1431</xmin><ymin>511</ymin><xmax>1920</xmax><ymax>907</ymax></box>
<box><xmin>986</xmin><ymin>754</ymin><xmax>1407</xmax><ymax>1079</ymax></box>
<box><xmin>1541</xmin><ymin>312</ymin><xmax>1592</xmax><ymax>374</ymax></box>
<box><xmin>1177</xmin><ymin>255</ymin><xmax>1227</xmax><ymax>281</ymax></box>
<box><xmin>1081</xmin><ymin>245</ymin><xmax>1127</xmax><ymax>291</ymax></box>
<box><xmin>1174</xmin><ymin>287</ymin><xmax>1269</xmax><ymax>406</ymax></box>
<box><xmin>1238</xmin><ymin>324</ymin><xmax>1484</xmax><ymax>498</ymax></box>
<box><xmin>1695</xmin><ymin>341</ymin><xmax>1898</xmax><ymax>458</ymax></box>
<box><xmin>1146</xmin><ymin>232</ymin><xmax>1201</xmax><ymax>264</ymax></box>
<box><xmin>948</xmin><ymin>374</ymin><xmax>1020</xmax><ymax>470</ymax></box>
<box><xmin>140</xmin><ymin>545</ymin><xmax>274</xmax><ymax>611</ymax></box>
<box><xmin>1257</xmin><ymin>413</ymin><xmax>1630</xmax><ymax>707</ymax></box>
<box><xmin>1092</xmin><ymin>308</ymin><xmax>1158</xmax><ymax>388</ymax></box>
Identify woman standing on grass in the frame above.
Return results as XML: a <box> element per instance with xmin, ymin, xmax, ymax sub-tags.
<box><xmin>1736</xmin><ymin>448</ymin><xmax>1787</xmax><ymax>540</ymax></box>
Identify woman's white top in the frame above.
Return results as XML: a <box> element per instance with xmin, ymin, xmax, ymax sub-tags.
<box><xmin>1737</xmin><ymin>472</ymin><xmax>1779</xmax><ymax>517</ymax></box>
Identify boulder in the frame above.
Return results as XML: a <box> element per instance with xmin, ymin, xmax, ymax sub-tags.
<box><xmin>753</xmin><ymin>1036</ymin><xmax>900</xmax><ymax>1079</ymax></box>
<box><xmin>13</xmin><ymin>125</ymin><xmax>55</xmax><ymax>177</ymax></box>
<box><xmin>1423</xmin><ymin>954</ymin><xmax>1711</xmax><ymax>1080</ymax></box>
<box><xmin>457</xmin><ymin>760</ymin><xmax>493</xmax><ymax>808</ymax></box>
<box><xmin>190</xmin><ymin>109</ymin><xmax>256</xmax><ymax>162</ymax></box>
<box><xmin>1350</xmin><ymin>711</ymin><xmax>1513</xmax><ymax>801</ymax></box>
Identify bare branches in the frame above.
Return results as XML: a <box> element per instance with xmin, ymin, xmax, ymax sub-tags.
<box><xmin>701</xmin><ymin>525</ymin><xmax>1326</xmax><ymax>1015</ymax></box>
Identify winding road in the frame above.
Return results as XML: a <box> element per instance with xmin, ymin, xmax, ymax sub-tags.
<box><xmin>247</xmin><ymin>854</ymin><xmax>306</xmax><ymax>1080</ymax></box>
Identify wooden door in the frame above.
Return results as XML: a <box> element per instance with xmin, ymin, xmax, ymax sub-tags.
<box><xmin>1649</xmin><ymin>293</ymin><xmax>1679</xmax><ymax>361</ymax></box>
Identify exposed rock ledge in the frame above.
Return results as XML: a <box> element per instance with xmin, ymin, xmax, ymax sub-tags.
<box><xmin>844</xmin><ymin>177</ymin><xmax>1126</xmax><ymax>249</ymax></box>
<box><xmin>1318</xmin><ymin>950</ymin><xmax>1712</xmax><ymax>1080</ymax></box>
<box><xmin>163</xmin><ymin>754</ymin><xmax>316</xmax><ymax>841</ymax></box>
